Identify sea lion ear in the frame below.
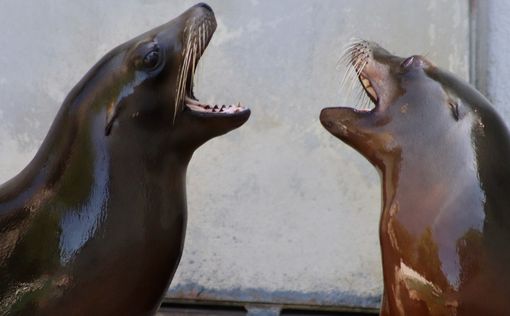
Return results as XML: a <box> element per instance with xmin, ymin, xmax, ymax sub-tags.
<box><xmin>448</xmin><ymin>99</ymin><xmax>465</xmax><ymax>121</ymax></box>
<box><xmin>105</xmin><ymin>102</ymin><xmax>120</xmax><ymax>136</ymax></box>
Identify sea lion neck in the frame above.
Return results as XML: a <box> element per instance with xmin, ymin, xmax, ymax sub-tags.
<box><xmin>0</xmin><ymin>105</ymin><xmax>189</xmax><ymax>215</ymax></box>
<box><xmin>380</xmin><ymin>115</ymin><xmax>481</xmax><ymax>208</ymax></box>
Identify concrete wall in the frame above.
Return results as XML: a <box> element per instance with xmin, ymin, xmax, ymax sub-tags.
<box><xmin>0</xmin><ymin>0</ymin><xmax>470</xmax><ymax>311</ymax></box>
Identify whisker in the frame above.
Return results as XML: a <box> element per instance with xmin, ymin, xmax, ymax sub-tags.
<box><xmin>341</xmin><ymin>66</ymin><xmax>358</xmax><ymax>102</ymax></box>
<box><xmin>357</xmin><ymin>60</ymin><xmax>368</xmax><ymax>76</ymax></box>
<box><xmin>201</xmin><ymin>25</ymin><xmax>206</xmax><ymax>53</ymax></box>
<box><xmin>337</xmin><ymin>44</ymin><xmax>359</xmax><ymax>67</ymax></box>
<box><xmin>171</xmin><ymin>17</ymin><xmax>217</xmax><ymax>122</ymax></box>
<box><xmin>339</xmin><ymin>66</ymin><xmax>352</xmax><ymax>91</ymax></box>
<box><xmin>191</xmin><ymin>42</ymin><xmax>197</xmax><ymax>96</ymax></box>
<box><xmin>174</xmin><ymin>29</ymin><xmax>192</xmax><ymax>123</ymax></box>
<box><xmin>200</xmin><ymin>25</ymin><xmax>203</xmax><ymax>55</ymax></box>
<box><xmin>351</xmin><ymin>56</ymin><xmax>365</xmax><ymax>79</ymax></box>
<box><xmin>337</xmin><ymin>40</ymin><xmax>376</xmax><ymax>111</ymax></box>
<box><xmin>347</xmin><ymin>70</ymin><xmax>360</xmax><ymax>101</ymax></box>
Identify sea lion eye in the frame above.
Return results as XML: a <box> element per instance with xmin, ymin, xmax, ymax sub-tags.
<box><xmin>142</xmin><ymin>49</ymin><xmax>160</xmax><ymax>70</ymax></box>
<box><xmin>131</xmin><ymin>40</ymin><xmax>164</xmax><ymax>72</ymax></box>
<box><xmin>449</xmin><ymin>100</ymin><xmax>463</xmax><ymax>121</ymax></box>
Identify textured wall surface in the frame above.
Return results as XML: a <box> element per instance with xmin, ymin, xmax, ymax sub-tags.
<box><xmin>0</xmin><ymin>0</ymin><xmax>469</xmax><ymax>310</ymax></box>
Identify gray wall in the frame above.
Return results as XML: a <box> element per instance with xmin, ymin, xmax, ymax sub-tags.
<box><xmin>474</xmin><ymin>0</ymin><xmax>510</xmax><ymax>121</ymax></box>
<box><xmin>0</xmin><ymin>0</ymin><xmax>471</xmax><ymax>312</ymax></box>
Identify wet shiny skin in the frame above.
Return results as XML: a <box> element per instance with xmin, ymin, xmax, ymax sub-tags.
<box><xmin>0</xmin><ymin>4</ymin><xmax>249</xmax><ymax>316</ymax></box>
<box><xmin>321</xmin><ymin>42</ymin><xmax>510</xmax><ymax>315</ymax></box>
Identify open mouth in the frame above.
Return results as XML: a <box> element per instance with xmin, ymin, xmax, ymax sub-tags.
<box><xmin>176</xmin><ymin>12</ymin><xmax>248</xmax><ymax>117</ymax></box>
<box><xmin>342</xmin><ymin>40</ymin><xmax>380</xmax><ymax>111</ymax></box>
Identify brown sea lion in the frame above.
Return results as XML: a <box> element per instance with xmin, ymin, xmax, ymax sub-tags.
<box><xmin>320</xmin><ymin>40</ymin><xmax>510</xmax><ymax>315</ymax></box>
<box><xmin>0</xmin><ymin>3</ymin><xmax>250</xmax><ymax>315</ymax></box>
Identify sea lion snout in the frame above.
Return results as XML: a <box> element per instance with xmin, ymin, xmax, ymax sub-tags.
<box><xmin>319</xmin><ymin>108</ymin><xmax>335</xmax><ymax>130</ymax></box>
<box><xmin>320</xmin><ymin>107</ymin><xmax>356</xmax><ymax>138</ymax></box>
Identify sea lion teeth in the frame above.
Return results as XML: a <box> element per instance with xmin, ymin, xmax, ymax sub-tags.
<box><xmin>186</xmin><ymin>101</ymin><xmax>248</xmax><ymax>114</ymax></box>
<box><xmin>358</xmin><ymin>74</ymin><xmax>378</xmax><ymax>102</ymax></box>
<box><xmin>366</xmin><ymin>86</ymin><xmax>377</xmax><ymax>100</ymax></box>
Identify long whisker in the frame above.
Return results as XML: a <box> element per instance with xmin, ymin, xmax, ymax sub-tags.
<box><xmin>357</xmin><ymin>60</ymin><xmax>368</xmax><ymax>76</ymax></box>
<box><xmin>172</xmin><ymin>16</ymin><xmax>219</xmax><ymax>122</ymax></box>
<box><xmin>191</xmin><ymin>42</ymin><xmax>197</xmax><ymax>96</ymax></box>
<box><xmin>338</xmin><ymin>40</ymin><xmax>375</xmax><ymax>111</ymax></box>
<box><xmin>198</xmin><ymin>25</ymin><xmax>202</xmax><ymax>57</ymax></box>
<box><xmin>174</xmin><ymin>27</ymin><xmax>192</xmax><ymax>123</ymax></box>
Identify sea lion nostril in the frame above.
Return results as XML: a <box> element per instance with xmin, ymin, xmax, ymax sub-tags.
<box><xmin>195</xmin><ymin>2</ymin><xmax>213</xmax><ymax>12</ymax></box>
<box><xmin>322</xmin><ymin>121</ymin><xmax>333</xmax><ymax>129</ymax></box>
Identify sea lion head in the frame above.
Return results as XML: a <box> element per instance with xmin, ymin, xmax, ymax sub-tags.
<box><xmin>320</xmin><ymin>40</ymin><xmax>496</xmax><ymax>170</ymax></box>
<box><xmin>64</xmin><ymin>3</ymin><xmax>250</xmax><ymax>156</ymax></box>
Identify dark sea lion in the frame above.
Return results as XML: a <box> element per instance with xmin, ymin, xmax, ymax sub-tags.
<box><xmin>0</xmin><ymin>3</ymin><xmax>250</xmax><ymax>315</ymax></box>
<box><xmin>320</xmin><ymin>40</ymin><xmax>510</xmax><ymax>315</ymax></box>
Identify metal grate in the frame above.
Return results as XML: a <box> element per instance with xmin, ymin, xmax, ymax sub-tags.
<box><xmin>157</xmin><ymin>302</ymin><xmax>378</xmax><ymax>316</ymax></box>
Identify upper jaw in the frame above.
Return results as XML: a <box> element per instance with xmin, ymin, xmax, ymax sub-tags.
<box><xmin>174</xmin><ymin>9</ymin><xmax>216</xmax><ymax>114</ymax></box>
<box><xmin>358</xmin><ymin>71</ymin><xmax>379</xmax><ymax>108</ymax></box>
<box><xmin>342</xmin><ymin>40</ymin><xmax>382</xmax><ymax>112</ymax></box>
<box><xmin>177</xmin><ymin>7</ymin><xmax>249</xmax><ymax>118</ymax></box>
<box><xmin>354</xmin><ymin>64</ymin><xmax>382</xmax><ymax>114</ymax></box>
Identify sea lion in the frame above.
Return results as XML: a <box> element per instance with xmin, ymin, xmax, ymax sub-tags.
<box><xmin>0</xmin><ymin>3</ymin><xmax>250</xmax><ymax>315</ymax></box>
<box><xmin>320</xmin><ymin>40</ymin><xmax>510</xmax><ymax>315</ymax></box>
